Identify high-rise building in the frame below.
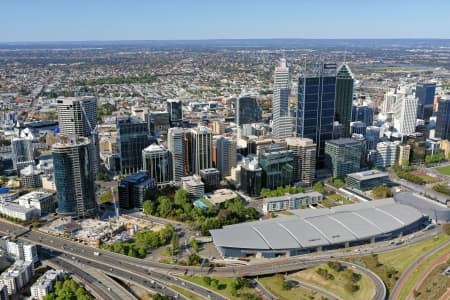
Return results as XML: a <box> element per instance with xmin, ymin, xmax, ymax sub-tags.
<box><xmin>168</xmin><ymin>127</ymin><xmax>187</xmax><ymax>182</ymax></box>
<box><xmin>335</xmin><ymin>64</ymin><xmax>354</xmax><ymax>137</ymax></box>
<box><xmin>167</xmin><ymin>99</ymin><xmax>183</xmax><ymax>126</ymax></box>
<box><xmin>236</xmin><ymin>96</ymin><xmax>262</xmax><ymax>126</ymax></box>
<box><xmin>351</xmin><ymin>105</ymin><xmax>374</xmax><ymax>127</ymax></box>
<box><xmin>56</xmin><ymin>97</ymin><xmax>96</xmax><ymax>137</ymax></box>
<box><xmin>11</xmin><ymin>136</ymin><xmax>34</xmax><ymax>173</ymax></box>
<box><xmin>297</xmin><ymin>63</ymin><xmax>337</xmax><ymax>168</ymax></box>
<box><xmin>56</xmin><ymin>96</ymin><xmax>98</xmax><ymax>175</ymax></box>
<box><xmin>350</xmin><ymin>121</ymin><xmax>367</xmax><ymax>136</ymax></box>
<box><xmin>199</xmin><ymin>168</ymin><xmax>220</xmax><ymax>192</ymax></box>
<box><xmin>117</xmin><ymin>117</ymin><xmax>149</xmax><ymax>174</ymax></box>
<box><xmin>394</xmin><ymin>94</ymin><xmax>418</xmax><ymax>135</ymax></box>
<box><xmin>118</xmin><ymin>172</ymin><xmax>156</xmax><ymax>209</ymax></box>
<box><xmin>272</xmin><ymin>59</ymin><xmax>293</xmax><ymax>139</ymax></box>
<box><xmin>142</xmin><ymin>144</ymin><xmax>172</xmax><ymax>185</ymax></box>
<box><xmin>286</xmin><ymin>137</ymin><xmax>316</xmax><ymax>186</ymax></box>
<box><xmin>148</xmin><ymin>111</ymin><xmax>170</xmax><ymax>137</ymax></box>
<box><xmin>190</xmin><ymin>126</ymin><xmax>213</xmax><ymax>175</ymax></box>
<box><xmin>52</xmin><ymin>136</ymin><xmax>96</xmax><ymax>217</ymax></box>
<box><xmin>240</xmin><ymin>157</ymin><xmax>262</xmax><ymax>197</ymax></box>
<box><xmin>415</xmin><ymin>82</ymin><xmax>436</xmax><ymax>121</ymax></box>
<box><xmin>258</xmin><ymin>143</ymin><xmax>293</xmax><ymax>189</ymax></box>
<box><xmin>435</xmin><ymin>97</ymin><xmax>450</xmax><ymax>140</ymax></box>
<box><xmin>398</xmin><ymin>144</ymin><xmax>411</xmax><ymax>165</ymax></box>
<box><xmin>181</xmin><ymin>175</ymin><xmax>204</xmax><ymax>199</ymax></box>
<box><xmin>375</xmin><ymin>141</ymin><xmax>399</xmax><ymax>168</ymax></box>
<box><xmin>365</xmin><ymin>126</ymin><xmax>381</xmax><ymax>150</ymax></box>
<box><xmin>215</xmin><ymin>136</ymin><xmax>237</xmax><ymax>179</ymax></box>
<box><xmin>325</xmin><ymin>138</ymin><xmax>363</xmax><ymax>179</ymax></box>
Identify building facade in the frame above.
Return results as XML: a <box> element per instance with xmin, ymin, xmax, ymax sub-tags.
<box><xmin>236</xmin><ymin>96</ymin><xmax>262</xmax><ymax>126</ymax></box>
<box><xmin>215</xmin><ymin>136</ymin><xmax>237</xmax><ymax>179</ymax></box>
<box><xmin>325</xmin><ymin>138</ymin><xmax>363</xmax><ymax>179</ymax></box>
<box><xmin>272</xmin><ymin>59</ymin><xmax>293</xmax><ymax>139</ymax></box>
<box><xmin>168</xmin><ymin>127</ymin><xmax>187</xmax><ymax>182</ymax></box>
<box><xmin>166</xmin><ymin>99</ymin><xmax>183</xmax><ymax>126</ymax></box>
<box><xmin>142</xmin><ymin>144</ymin><xmax>171</xmax><ymax>185</ymax></box>
<box><xmin>117</xmin><ymin>117</ymin><xmax>149</xmax><ymax>174</ymax></box>
<box><xmin>335</xmin><ymin>64</ymin><xmax>354</xmax><ymax>137</ymax></box>
<box><xmin>118</xmin><ymin>172</ymin><xmax>156</xmax><ymax>209</ymax></box>
<box><xmin>258</xmin><ymin>143</ymin><xmax>293</xmax><ymax>189</ymax></box>
<box><xmin>436</xmin><ymin>97</ymin><xmax>450</xmax><ymax>140</ymax></box>
<box><xmin>286</xmin><ymin>137</ymin><xmax>316</xmax><ymax>186</ymax></box>
<box><xmin>190</xmin><ymin>126</ymin><xmax>213</xmax><ymax>175</ymax></box>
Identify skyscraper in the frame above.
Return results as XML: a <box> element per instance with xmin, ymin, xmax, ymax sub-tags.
<box><xmin>435</xmin><ymin>96</ymin><xmax>450</xmax><ymax>140</ymax></box>
<box><xmin>117</xmin><ymin>117</ymin><xmax>149</xmax><ymax>174</ymax></box>
<box><xmin>297</xmin><ymin>63</ymin><xmax>337</xmax><ymax>168</ymax></box>
<box><xmin>394</xmin><ymin>95</ymin><xmax>418</xmax><ymax>135</ymax></box>
<box><xmin>52</xmin><ymin>136</ymin><xmax>96</xmax><ymax>217</ymax></box>
<box><xmin>142</xmin><ymin>144</ymin><xmax>172</xmax><ymax>185</ymax></box>
<box><xmin>11</xmin><ymin>136</ymin><xmax>34</xmax><ymax>173</ymax></box>
<box><xmin>118</xmin><ymin>172</ymin><xmax>156</xmax><ymax>209</ymax></box>
<box><xmin>325</xmin><ymin>138</ymin><xmax>363</xmax><ymax>179</ymax></box>
<box><xmin>166</xmin><ymin>99</ymin><xmax>183</xmax><ymax>126</ymax></box>
<box><xmin>57</xmin><ymin>97</ymin><xmax>96</xmax><ymax>137</ymax></box>
<box><xmin>236</xmin><ymin>96</ymin><xmax>262</xmax><ymax>126</ymax></box>
<box><xmin>57</xmin><ymin>96</ymin><xmax>98</xmax><ymax>174</ymax></box>
<box><xmin>258</xmin><ymin>143</ymin><xmax>293</xmax><ymax>189</ymax></box>
<box><xmin>272</xmin><ymin>59</ymin><xmax>293</xmax><ymax>139</ymax></box>
<box><xmin>351</xmin><ymin>105</ymin><xmax>374</xmax><ymax>126</ymax></box>
<box><xmin>168</xmin><ymin>127</ymin><xmax>187</xmax><ymax>182</ymax></box>
<box><xmin>286</xmin><ymin>137</ymin><xmax>316</xmax><ymax>186</ymax></box>
<box><xmin>335</xmin><ymin>64</ymin><xmax>354</xmax><ymax>137</ymax></box>
<box><xmin>190</xmin><ymin>126</ymin><xmax>213</xmax><ymax>175</ymax></box>
<box><xmin>148</xmin><ymin>111</ymin><xmax>170</xmax><ymax>137</ymax></box>
<box><xmin>415</xmin><ymin>82</ymin><xmax>436</xmax><ymax>121</ymax></box>
<box><xmin>215</xmin><ymin>136</ymin><xmax>237</xmax><ymax>179</ymax></box>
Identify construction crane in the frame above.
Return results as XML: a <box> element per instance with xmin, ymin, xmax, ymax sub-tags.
<box><xmin>111</xmin><ymin>186</ymin><xmax>120</xmax><ymax>221</ymax></box>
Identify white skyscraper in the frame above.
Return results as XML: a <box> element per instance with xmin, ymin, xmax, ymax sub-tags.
<box><xmin>394</xmin><ymin>94</ymin><xmax>418</xmax><ymax>135</ymax></box>
<box><xmin>143</xmin><ymin>144</ymin><xmax>171</xmax><ymax>185</ymax></box>
<box><xmin>168</xmin><ymin>127</ymin><xmax>187</xmax><ymax>182</ymax></box>
<box><xmin>215</xmin><ymin>136</ymin><xmax>237</xmax><ymax>179</ymax></box>
<box><xmin>190</xmin><ymin>126</ymin><xmax>213</xmax><ymax>175</ymax></box>
<box><xmin>272</xmin><ymin>58</ymin><xmax>293</xmax><ymax>139</ymax></box>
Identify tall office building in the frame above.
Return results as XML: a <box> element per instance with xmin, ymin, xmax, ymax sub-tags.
<box><xmin>325</xmin><ymin>138</ymin><xmax>363</xmax><ymax>179</ymax></box>
<box><xmin>142</xmin><ymin>144</ymin><xmax>171</xmax><ymax>185</ymax></box>
<box><xmin>190</xmin><ymin>126</ymin><xmax>213</xmax><ymax>175</ymax></box>
<box><xmin>394</xmin><ymin>94</ymin><xmax>418</xmax><ymax>135</ymax></box>
<box><xmin>435</xmin><ymin>97</ymin><xmax>450</xmax><ymax>140</ymax></box>
<box><xmin>148</xmin><ymin>111</ymin><xmax>170</xmax><ymax>137</ymax></box>
<box><xmin>215</xmin><ymin>136</ymin><xmax>237</xmax><ymax>179</ymax></box>
<box><xmin>272</xmin><ymin>59</ymin><xmax>293</xmax><ymax>139</ymax></box>
<box><xmin>258</xmin><ymin>143</ymin><xmax>293</xmax><ymax>189</ymax></box>
<box><xmin>297</xmin><ymin>63</ymin><xmax>337</xmax><ymax>168</ymax></box>
<box><xmin>236</xmin><ymin>96</ymin><xmax>262</xmax><ymax>126</ymax></box>
<box><xmin>415</xmin><ymin>82</ymin><xmax>436</xmax><ymax>121</ymax></box>
<box><xmin>117</xmin><ymin>117</ymin><xmax>149</xmax><ymax>174</ymax></box>
<box><xmin>240</xmin><ymin>157</ymin><xmax>263</xmax><ymax>197</ymax></box>
<box><xmin>118</xmin><ymin>172</ymin><xmax>156</xmax><ymax>209</ymax></box>
<box><xmin>166</xmin><ymin>99</ymin><xmax>183</xmax><ymax>126</ymax></box>
<box><xmin>168</xmin><ymin>127</ymin><xmax>187</xmax><ymax>182</ymax></box>
<box><xmin>286</xmin><ymin>137</ymin><xmax>316</xmax><ymax>186</ymax></box>
<box><xmin>365</xmin><ymin>126</ymin><xmax>381</xmax><ymax>150</ymax></box>
<box><xmin>351</xmin><ymin>105</ymin><xmax>374</xmax><ymax>126</ymax></box>
<box><xmin>350</xmin><ymin>121</ymin><xmax>367</xmax><ymax>136</ymax></box>
<box><xmin>52</xmin><ymin>136</ymin><xmax>96</xmax><ymax>217</ymax></box>
<box><xmin>57</xmin><ymin>97</ymin><xmax>96</xmax><ymax>137</ymax></box>
<box><xmin>375</xmin><ymin>141</ymin><xmax>399</xmax><ymax>168</ymax></box>
<box><xmin>11</xmin><ymin>136</ymin><xmax>34</xmax><ymax>173</ymax></box>
<box><xmin>335</xmin><ymin>64</ymin><xmax>354</xmax><ymax>137</ymax></box>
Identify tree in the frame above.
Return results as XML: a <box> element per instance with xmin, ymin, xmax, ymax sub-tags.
<box><xmin>190</xmin><ymin>238</ymin><xmax>199</xmax><ymax>252</ymax></box>
<box><xmin>171</xmin><ymin>233</ymin><xmax>180</xmax><ymax>254</ymax></box>
<box><xmin>157</xmin><ymin>196</ymin><xmax>173</xmax><ymax>218</ymax></box>
<box><xmin>372</xmin><ymin>186</ymin><xmax>393</xmax><ymax>199</ymax></box>
<box><xmin>313</xmin><ymin>181</ymin><xmax>324</xmax><ymax>192</ymax></box>
<box><xmin>143</xmin><ymin>200</ymin><xmax>155</xmax><ymax>215</ymax></box>
<box><xmin>188</xmin><ymin>253</ymin><xmax>201</xmax><ymax>265</ymax></box>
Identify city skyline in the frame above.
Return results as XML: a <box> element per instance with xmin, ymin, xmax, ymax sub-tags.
<box><xmin>1</xmin><ymin>1</ymin><xmax>450</xmax><ymax>42</ymax></box>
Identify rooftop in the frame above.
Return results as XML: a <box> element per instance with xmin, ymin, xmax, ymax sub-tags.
<box><xmin>347</xmin><ymin>170</ymin><xmax>389</xmax><ymax>180</ymax></box>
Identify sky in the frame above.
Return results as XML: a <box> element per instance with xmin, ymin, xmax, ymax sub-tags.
<box><xmin>1</xmin><ymin>0</ymin><xmax>450</xmax><ymax>42</ymax></box>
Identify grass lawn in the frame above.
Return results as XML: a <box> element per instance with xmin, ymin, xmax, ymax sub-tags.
<box><xmin>258</xmin><ymin>274</ymin><xmax>325</xmax><ymax>300</ymax></box>
<box><xmin>436</xmin><ymin>165</ymin><xmax>450</xmax><ymax>176</ymax></box>
<box><xmin>347</xmin><ymin>233</ymin><xmax>450</xmax><ymax>291</ymax></box>
<box><xmin>396</xmin><ymin>245</ymin><xmax>450</xmax><ymax>300</ymax></box>
<box><xmin>322</xmin><ymin>193</ymin><xmax>352</xmax><ymax>207</ymax></box>
<box><xmin>291</xmin><ymin>263</ymin><xmax>375</xmax><ymax>300</ymax></box>
<box><xmin>183</xmin><ymin>275</ymin><xmax>260</xmax><ymax>300</ymax></box>
<box><xmin>170</xmin><ymin>285</ymin><xmax>203</xmax><ymax>300</ymax></box>
<box><xmin>415</xmin><ymin>263</ymin><xmax>450</xmax><ymax>300</ymax></box>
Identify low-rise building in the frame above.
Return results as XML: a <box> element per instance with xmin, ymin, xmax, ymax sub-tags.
<box><xmin>262</xmin><ymin>192</ymin><xmax>323</xmax><ymax>214</ymax></box>
<box><xmin>346</xmin><ymin>170</ymin><xmax>390</xmax><ymax>191</ymax></box>
<box><xmin>17</xmin><ymin>191</ymin><xmax>54</xmax><ymax>215</ymax></box>
<box><xmin>199</xmin><ymin>168</ymin><xmax>220</xmax><ymax>192</ymax></box>
<box><xmin>118</xmin><ymin>172</ymin><xmax>156</xmax><ymax>209</ymax></box>
<box><xmin>181</xmin><ymin>175</ymin><xmax>205</xmax><ymax>199</ymax></box>
<box><xmin>0</xmin><ymin>260</ymin><xmax>34</xmax><ymax>295</ymax></box>
<box><xmin>31</xmin><ymin>269</ymin><xmax>63</xmax><ymax>300</ymax></box>
<box><xmin>0</xmin><ymin>202</ymin><xmax>40</xmax><ymax>221</ymax></box>
<box><xmin>4</xmin><ymin>240</ymin><xmax>38</xmax><ymax>263</ymax></box>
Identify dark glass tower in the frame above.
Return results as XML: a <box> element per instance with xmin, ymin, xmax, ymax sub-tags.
<box><xmin>436</xmin><ymin>97</ymin><xmax>450</xmax><ymax>140</ymax></box>
<box><xmin>297</xmin><ymin>63</ymin><xmax>337</xmax><ymax>168</ymax></box>
<box><xmin>52</xmin><ymin>136</ymin><xmax>96</xmax><ymax>217</ymax></box>
<box><xmin>415</xmin><ymin>82</ymin><xmax>436</xmax><ymax>121</ymax></box>
<box><xmin>117</xmin><ymin>117</ymin><xmax>150</xmax><ymax>174</ymax></box>
<box><xmin>236</xmin><ymin>96</ymin><xmax>262</xmax><ymax>126</ymax></box>
<box><xmin>167</xmin><ymin>99</ymin><xmax>183</xmax><ymax>126</ymax></box>
<box><xmin>335</xmin><ymin>64</ymin><xmax>354</xmax><ymax>137</ymax></box>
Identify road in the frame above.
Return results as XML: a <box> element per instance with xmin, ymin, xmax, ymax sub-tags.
<box><xmin>389</xmin><ymin>237</ymin><xmax>450</xmax><ymax>300</ymax></box>
<box><xmin>390</xmin><ymin>177</ymin><xmax>448</xmax><ymax>204</ymax></box>
<box><xmin>284</xmin><ymin>277</ymin><xmax>340</xmax><ymax>300</ymax></box>
<box><xmin>1</xmin><ymin>219</ymin><xmax>442</xmax><ymax>300</ymax></box>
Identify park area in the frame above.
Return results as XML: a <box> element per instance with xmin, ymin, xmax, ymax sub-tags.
<box><xmin>436</xmin><ymin>165</ymin><xmax>450</xmax><ymax>176</ymax></box>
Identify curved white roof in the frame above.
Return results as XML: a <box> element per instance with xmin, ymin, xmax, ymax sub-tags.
<box><xmin>210</xmin><ymin>199</ymin><xmax>424</xmax><ymax>250</ymax></box>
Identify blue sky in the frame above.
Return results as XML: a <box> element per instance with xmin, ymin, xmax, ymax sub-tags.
<box><xmin>1</xmin><ymin>0</ymin><xmax>449</xmax><ymax>42</ymax></box>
